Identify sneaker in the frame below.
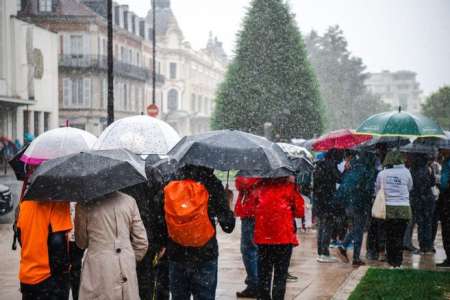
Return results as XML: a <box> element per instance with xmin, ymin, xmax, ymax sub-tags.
<box><xmin>436</xmin><ymin>260</ymin><xmax>450</xmax><ymax>268</ymax></box>
<box><xmin>420</xmin><ymin>249</ymin><xmax>435</xmax><ymax>255</ymax></box>
<box><xmin>366</xmin><ymin>253</ymin><xmax>379</xmax><ymax>261</ymax></box>
<box><xmin>352</xmin><ymin>260</ymin><xmax>366</xmax><ymax>267</ymax></box>
<box><xmin>317</xmin><ymin>255</ymin><xmax>338</xmax><ymax>263</ymax></box>
<box><xmin>378</xmin><ymin>253</ymin><xmax>386</xmax><ymax>262</ymax></box>
<box><xmin>329</xmin><ymin>240</ymin><xmax>339</xmax><ymax>248</ymax></box>
<box><xmin>236</xmin><ymin>287</ymin><xmax>258</xmax><ymax>298</ymax></box>
<box><xmin>337</xmin><ymin>247</ymin><xmax>349</xmax><ymax>263</ymax></box>
<box><xmin>286</xmin><ymin>273</ymin><xmax>298</xmax><ymax>282</ymax></box>
<box><xmin>404</xmin><ymin>246</ymin><xmax>420</xmax><ymax>255</ymax></box>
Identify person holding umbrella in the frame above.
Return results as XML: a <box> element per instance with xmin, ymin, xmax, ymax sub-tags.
<box><xmin>437</xmin><ymin>148</ymin><xmax>450</xmax><ymax>268</ymax></box>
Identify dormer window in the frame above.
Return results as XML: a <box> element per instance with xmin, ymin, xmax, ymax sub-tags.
<box><xmin>39</xmin><ymin>0</ymin><xmax>52</xmax><ymax>12</ymax></box>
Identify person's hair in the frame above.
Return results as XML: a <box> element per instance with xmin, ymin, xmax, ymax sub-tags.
<box><xmin>383</xmin><ymin>151</ymin><xmax>404</xmax><ymax>167</ymax></box>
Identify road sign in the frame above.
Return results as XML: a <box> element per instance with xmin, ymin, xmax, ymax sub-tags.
<box><xmin>147</xmin><ymin>104</ymin><xmax>159</xmax><ymax>117</ymax></box>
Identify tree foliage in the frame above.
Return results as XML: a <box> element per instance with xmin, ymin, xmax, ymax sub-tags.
<box><xmin>422</xmin><ymin>86</ymin><xmax>450</xmax><ymax>130</ymax></box>
<box><xmin>211</xmin><ymin>0</ymin><xmax>324</xmax><ymax>140</ymax></box>
<box><xmin>304</xmin><ymin>26</ymin><xmax>390</xmax><ymax>130</ymax></box>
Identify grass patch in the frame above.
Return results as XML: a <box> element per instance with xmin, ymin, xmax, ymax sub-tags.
<box><xmin>349</xmin><ymin>268</ymin><xmax>450</xmax><ymax>300</ymax></box>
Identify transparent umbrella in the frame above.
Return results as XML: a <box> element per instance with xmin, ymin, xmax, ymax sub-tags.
<box><xmin>94</xmin><ymin>116</ymin><xmax>180</xmax><ymax>155</ymax></box>
<box><xmin>20</xmin><ymin>127</ymin><xmax>98</xmax><ymax>165</ymax></box>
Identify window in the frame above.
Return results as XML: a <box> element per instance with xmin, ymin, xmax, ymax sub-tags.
<box><xmin>121</xmin><ymin>47</ymin><xmax>126</xmax><ymax>62</ymax></box>
<box><xmin>191</xmin><ymin>94</ymin><xmax>196</xmax><ymax>112</ymax></box>
<box><xmin>70</xmin><ymin>35</ymin><xmax>83</xmax><ymax>58</ymax></box>
<box><xmin>17</xmin><ymin>0</ymin><xmax>22</xmax><ymax>12</ymax></box>
<box><xmin>399</xmin><ymin>94</ymin><xmax>408</xmax><ymax>111</ymax></box>
<box><xmin>197</xmin><ymin>95</ymin><xmax>202</xmax><ymax>113</ymax></box>
<box><xmin>39</xmin><ymin>0</ymin><xmax>52</xmax><ymax>12</ymax></box>
<box><xmin>62</xmin><ymin>78</ymin><xmax>91</xmax><ymax>107</ymax></box>
<box><xmin>23</xmin><ymin>111</ymin><xmax>30</xmax><ymax>137</ymax></box>
<box><xmin>101</xmin><ymin>78</ymin><xmax>107</xmax><ymax>109</ymax></box>
<box><xmin>34</xmin><ymin>112</ymin><xmax>40</xmax><ymax>136</ymax></box>
<box><xmin>167</xmin><ymin>89</ymin><xmax>179</xmax><ymax>111</ymax></box>
<box><xmin>44</xmin><ymin>113</ymin><xmax>50</xmax><ymax>131</ymax></box>
<box><xmin>170</xmin><ymin>62</ymin><xmax>177</xmax><ymax>79</ymax></box>
<box><xmin>123</xmin><ymin>83</ymin><xmax>128</xmax><ymax>111</ymax></box>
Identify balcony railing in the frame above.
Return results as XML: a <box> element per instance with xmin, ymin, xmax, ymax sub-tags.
<box><xmin>59</xmin><ymin>55</ymin><xmax>165</xmax><ymax>84</ymax></box>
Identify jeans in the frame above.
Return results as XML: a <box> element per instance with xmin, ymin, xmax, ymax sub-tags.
<box><xmin>69</xmin><ymin>242</ymin><xmax>84</xmax><ymax>300</ymax></box>
<box><xmin>137</xmin><ymin>251</ymin><xmax>170</xmax><ymax>300</ymax></box>
<box><xmin>240</xmin><ymin>218</ymin><xmax>258</xmax><ymax>290</ymax></box>
<box><xmin>415</xmin><ymin>197</ymin><xmax>435</xmax><ymax>251</ymax></box>
<box><xmin>440</xmin><ymin>192</ymin><xmax>450</xmax><ymax>259</ymax></box>
<box><xmin>385</xmin><ymin>219</ymin><xmax>408</xmax><ymax>267</ymax></box>
<box><xmin>403</xmin><ymin>218</ymin><xmax>416</xmax><ymax>249</ymax></box>
<box><xmin>366</xmin><ymin>217</ymin><xmax>386</xmax><ymax>259</ymax></box>
<box><xmin>257</xmin><ymin>245</ymin><xmax>293</xmax><ymax>300</ymax></box>
<box><xmin>317</xmin><ymin>216</ymin><xmax>334</xmax><ymax>256</ymax></box>
<box><xmin>21</xmin><ymin>275</ymin><xmax>69</xmax><ymax>300</ymax></box>
<box><xmin>342</xmin><ymin>212</ymin><xmax>368</xmax><ymax>261</ymax></box>
<box><xmin>169</xmin><ymin>259</ymin><xmax>218</xmax><ymax>300</ymax></box>
<box><xmin>331</xmin><ymin>209</ymin><xmax>347</xmax><ymax>242</ymax></box>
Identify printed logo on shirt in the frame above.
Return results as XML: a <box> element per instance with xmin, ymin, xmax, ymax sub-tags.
<box><xmin>386</xmin><ymin>176</ymin><xmax>402</xmax><ymax>185</ymax></box>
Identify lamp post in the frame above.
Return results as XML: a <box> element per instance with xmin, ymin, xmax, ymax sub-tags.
<box><xmin>152</xmin><ymin>0</ymin><xmax>156</xmax><ymax>105</ymax></box>
<box><xmin>107</xmin><ymin>0</ymin><xmax>114</xmax><ymax>125</ymax></box>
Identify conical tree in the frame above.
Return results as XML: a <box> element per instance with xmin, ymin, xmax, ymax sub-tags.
<box><xmin>211</xmin><ymin>0</ymin><xmax>324</xmax><ymax>140</ymax></box>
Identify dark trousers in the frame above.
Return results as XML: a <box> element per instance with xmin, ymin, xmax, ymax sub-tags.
<box><xmin>415</xmin><ymin>198</ymin><xmax>435</xmax><ymax>251</ymax></box>
<box><xmin>169</xmin><ymin>259</ymin><xmax>218</xmax><ymax>300</ymax></box>
<box><xmin>385</xmin><ymin>219</ymin><xmax>408</xmax><ymax>267</ymax></box>
<box><xmin>439</xmin><ymin>193</ymin><xmax>450</xmax><ymax>259</ymax></box>
<box><xmin>343</xmin><ymin>212</ymin><xmax>368</xmax><ymax>261</ymax></box>
<box><xmin>257</xmin><ymin>245</ymin><xmax>293</xmax><ymax>300</ymax></box>
<box><xmin>137</xmin><ymin>251</ymin><xmax>170</xmax><ymax>300</ymax></box>
<box><xmin>69</xmin><ymin>242</ymin><xmax>84</xmax><ymax>300</ymax></box>
<box><xmin>367</xmin><ymin>217</ymin><xmax>386</xmax><ymax>258</ymax></box>
<box><xmin>317</xmin><ymin>216</ymin><xmax>334</xmax><ymax>256</ymax></box>
<box><xmin>331</xmin><ymin>208</ymin><xmax>347</xmax><ymax>242</ymax></box>
<box><xmin>240</xmin><ymin>218</ymin><xmax>258</xmax><ymax>290</ymax></box>
<box><xmin>21</xmin><ymin>275</ymin><xmax>69</xmax><ymax>300</ymax></box>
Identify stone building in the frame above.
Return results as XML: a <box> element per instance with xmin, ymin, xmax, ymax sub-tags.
<box><xmin>19</xmin><ymin>0</ymin><xmax>165</xmax><ymax>136</ymax></box>
<box><xmin>146</xmin><ymin>0</ymin><xmax>227</xmax><ymax>136</ymax></box>
<box><xmin>365</xmin><ymin>70</ymin><xmax>423</xmax><ymax>114</ymax></box>
<box><xmin>0</xmin><ymin>0</ymin><xmax>59</xmax><ymax>144</ymax></box>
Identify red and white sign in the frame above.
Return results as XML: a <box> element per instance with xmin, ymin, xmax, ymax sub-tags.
<box><xmin>147</xmin><ymin>104</ymin><xmax>159</xmax><ymax>117</ymax></box>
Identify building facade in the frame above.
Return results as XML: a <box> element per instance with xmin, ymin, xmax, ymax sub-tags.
<box><xmin>146</xmin><ymin>0</ymin><xmax>227</xmax><ymax>136</ymax></box>
<box><xmin>0</xmin><ymin>0</ymin><xmax>59</xmax><ymax>144</ymax></box>
<box><xmin>365</xmin><ymin>70</ymin><xmax>423</xmax><ymax>114</ymax></box>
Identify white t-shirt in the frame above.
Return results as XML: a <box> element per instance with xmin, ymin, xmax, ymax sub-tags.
<box><xmin>376</xmin><ymin>165</ymin><xmax>413</xmax><ymax>207</ymax></box>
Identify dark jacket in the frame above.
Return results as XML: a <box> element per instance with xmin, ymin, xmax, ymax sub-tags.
<box><xmin>335</xmin><ymin>153</ymin><xmax>377</xmax><ymax>215</ymax></box>
<box><xmin>409</xmin><ymin>154</ymin><xmax>435</xmax><ymax>211</ymax></box>
<box><xmin>313</xmin><ymin>158</ymin><xmax>341</xmax><ymax>216</ymax></box>
<box><xmin>157</xmin><ymin>165</ymin><xmax>235</xmax><ymax>263</ymax></box>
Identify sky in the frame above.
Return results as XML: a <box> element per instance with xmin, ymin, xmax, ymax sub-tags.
<box><xmin>116</xmin><ymin>0</ymin><xmax>450</xmax><ymax>95</ymax></box>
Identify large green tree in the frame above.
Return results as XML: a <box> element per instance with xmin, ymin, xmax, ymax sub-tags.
<box><xmin>304</xmin><ymin>26</ymin><xmax>390</xmax><ymax>130</ymax></box>
<box><xmin>211</xmin><ymin>0</ymin><xmax>324</xmax><ymax>140</ymax></box>
<box><xmin>422</xmin><ymin>86</ymin><xmax>450</xmax><ymax>130</ymax></box>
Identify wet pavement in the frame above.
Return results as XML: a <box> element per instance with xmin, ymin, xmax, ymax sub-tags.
<box><xmin>0</xmin><ymin>172</ymin><xmax>447</xmax><ymax>299</ymax></box>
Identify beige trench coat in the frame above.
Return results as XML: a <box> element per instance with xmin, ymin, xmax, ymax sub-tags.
<box><xmin>75</xmin><ymin>192</ymin><xmax>148</xmax><ymax>300</ymax></box>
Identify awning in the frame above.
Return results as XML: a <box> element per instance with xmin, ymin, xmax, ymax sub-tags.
<box><xmin>0</xmin><ymin>96</ymin><xmax>34</xmax><ymax>107</ymax></box>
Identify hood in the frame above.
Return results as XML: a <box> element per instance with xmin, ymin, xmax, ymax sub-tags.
<box><xmin>235</xmin><ymin>176</ymin><xmax>261</xmax><ymax>192</ymax></box>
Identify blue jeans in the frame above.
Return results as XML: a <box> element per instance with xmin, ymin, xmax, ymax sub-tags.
<box><xmin>416</xmin><ymin>197</ymin><xmax>435</xmax><ymax>251</ymax></box>
<box><xmin>240</xmin><ymin>218</ymin><xmax>258</xmax><ymax>290</ymax></box>
<box><xmin>343</xmin><ymin>212</ymin><xmax>368</xmax><ymax>261</ymax></box>
<box><xmin>169</xmin><ymin>259</ymin><xmax>218</xmax><ymax>300</ymax></box>
<box><xmin>317</xmin><ymin>216</ymin><xmax>334</xmax><ymax>256</ymax></box>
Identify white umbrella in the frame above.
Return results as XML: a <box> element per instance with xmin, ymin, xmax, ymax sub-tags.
<box><xmin>94</xmin><ymin>116</ymin><xmax>181</xmax><ymax>155</ymax></box>
<box><xmin>277</xmin><ymin>142</ymin><xmax>313</xmax><ymax>160</ymax></box>
<box><xmin>21</xmin><ymin>127</ymin><xmax>98</xmax><ymax>165</ymax></box>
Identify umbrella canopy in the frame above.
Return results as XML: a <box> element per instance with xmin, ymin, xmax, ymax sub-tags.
<box><xmin>312</xmin><ymin>129</ymin><xmax>372</xmax><ymax>151</ymax></box>
<box><xmin>356</xmin><ymin>110</ymin><xmax>445</xmax><ymax>138</ymax></box>
<box><xmin>354</xmin><ymin>136</ymin><xmax>411</xmax><ymax>151</ymax></box>
<box><xmin>400</xmin><ymin>143</ymin><xmax>438</xmax><ymax>155</ymax></box>
<box><xmin>168</xmin><ymin>130</ymin><xmax>293</xmax><ymax>172</ymax></box>
<box><xmin>21</xmin><ymin>127</ymin><xmax>97</xmax><ymax>165</ymax></box>
<box><xmin>8</xmin><ymin>144</ymin><xmax>29</xmax><ymax>181</ymax></box>
<box><xmin>277</xmin><ymin>142</ymin><xmax>313</xmax><ymax>160</ymax></box>
<box><xmin>24</xmin><ymin>149</ymin><xmax>147</xmax><ymax>202</ymax></box>
<box><xmin>94</xmin><ymin>116</ymin><xmax>180</xmax><ymax>155</ymax></box>
<box><xmin>415</xmin><ymin>131</ymin><xmax>450</xmax><ymax>150</ymax></box>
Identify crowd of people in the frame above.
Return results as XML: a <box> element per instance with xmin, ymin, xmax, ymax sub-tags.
<box><xmin>13</xmin><ymin>142</ymin><xmax>450</xmax><ymax>300</ymax></box>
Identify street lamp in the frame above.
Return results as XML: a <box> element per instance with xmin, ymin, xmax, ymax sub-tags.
<box><xmin>152</xmin><ymin>0</ymin><xmax>156</xmax><ymax>105</ymax></box>
<box><xmin>107</xmin><ymin>0</ymin><xmax>114</xmax><ymax>125</ymax></box>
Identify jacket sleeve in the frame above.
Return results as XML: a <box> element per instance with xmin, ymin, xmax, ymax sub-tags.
<box><xmin>407</xmin><ymin>170</ymin><xmax>413</xmax><ymax>191</ymax></box>
<box><xmin>210</xmin><ymin>178</ymin><xmax>235</xmax><ymax>234</ymax></box>
<box><xmin>375</xmin><ymin>172</ymin><xmax>382</xmax><ymax>194</ymax></box>
<box><xmin>74</xmin><ymin>203</ymin><xmax>88</xmax><ymax>250</ymax></box>
<box><xmin>130</xmin><ymin>198</ymin><xmax>149</xmax><ymax>262</ymax></box>
<box><xmin>292</xmin><ymin>187</ymin><xmax>305</xmax><ymax>219</ymax></box>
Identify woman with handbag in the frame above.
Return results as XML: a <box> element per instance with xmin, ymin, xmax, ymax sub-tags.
<box><xmin>374</xmin><ymin>151</ymin><xmax>413</xmax><ymax>268</ymax></box>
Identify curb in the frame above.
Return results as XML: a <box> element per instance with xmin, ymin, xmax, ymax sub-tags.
<box><xmin>331</xmin><ymin>266</ymin><xmax>369</xmax><ymax>300</ymax></box>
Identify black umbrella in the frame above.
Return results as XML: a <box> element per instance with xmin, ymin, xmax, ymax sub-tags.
<box><xmin>24</xmin><ymin>149</ymin><xmax>147</xmax><ymax>202</ymax></box>
<box><xmin>400</xmin><ymin>143</ymin><xmax>438</xmax><ymax>155</ymax></box>
<box><xmin>167</xmin><ymin>130</ymin><xmax>293</xmax><ymax>172</ymax></box>
<box><xmin>145</xmin><ymin>154</ymin><xmax>178</xmax><ymax>183</ymax></box>
<box><xmin>415</xmin><ymin>131</ymin><xmax>450</xmax><ymax>150</ymax></box>
<box><xmin>290</xmin><ymin>156</ymin><xmax>314</xmax><ymax>173</ymax></box>
<box><xmin>237</xmin><ymin>167</ymin><xmax>295</xmax><ymax>178</ymax></box>
<box><xmin>8</xmin><ymin>144</ymin><xmax>29</xmax><ymax>181</ymax></box>
<box><xmin>354</xmin><ymin>136</ymin><xmax>410</xmax><ymax>151</ymax></box>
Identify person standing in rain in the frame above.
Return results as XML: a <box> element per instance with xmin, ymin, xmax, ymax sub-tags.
<box><xmin>407</xmin><ymin>153</ymin><xmax>436</xmax><ymax>254</ymax></box>
<box><xmin>158</xmin><ymin>165</ymin><xmax>235</xmax><ymax>300</ymax></box>
<box><xmin>375</xmin><ymin>151</ymin><xmax>413</xmax><ymax>268</ymax></box>
<box><xmin>17</xmin><ymin>166</ymin><xmax>72</xmax><ymax>300</ymax></box>
<box><xmin>313</xmin><ymin>149</ymin><xmax>342</xmax><ymax>263</ymax></box>
<box><xmin>336</xmin><ymin>151</ymin><xmax>378</xmax><ymax>266</ymax></box>
<box><xmin>234</xmin><ymin>176</ymin><xmax>261</xmax><ymax>298</ymax></box>
<box><xmin>75</xmin><ymin>191</ymin><xmax>148</xmax><ymax>300</ymax></box>
<box><xmin>436</xmin><ymin>149</ymin><xmax>450</xmax><ymax>268</ymax></box>
<box><xmin>254</xmin><ymin>176</ymin><xmax>304</xmax><ymax>300</ymax></box>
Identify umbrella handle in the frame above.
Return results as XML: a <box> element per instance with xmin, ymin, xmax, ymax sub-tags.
<box><xmin>225</xmin><ymin>170</ymin><xmax>230</xmax><ymax>190</ymax></box>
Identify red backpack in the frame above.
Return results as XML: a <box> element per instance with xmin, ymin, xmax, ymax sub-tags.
<box><xmin>164</xmin><ymin>179</ymin><xmax>215</xmax><ymax>247</ymax></box>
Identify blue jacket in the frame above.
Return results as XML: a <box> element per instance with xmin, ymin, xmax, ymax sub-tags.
<box><xmin>335</xmin><ymin>153</ymin><xmax>377</xmax><ymax>214</ymax></box>
<box><xmin>441</xmin><ymin>159</ymin><xmax>450</xmax><ymax>192</ymax></box>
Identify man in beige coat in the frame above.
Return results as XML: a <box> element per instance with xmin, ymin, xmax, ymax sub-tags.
<box><xmin>75</xmin><ymin>191</ymin><xmax>148</xmax><ymax>300</ymax></box>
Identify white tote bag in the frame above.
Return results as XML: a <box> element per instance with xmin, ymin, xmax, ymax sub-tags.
<box><xmin>372</xmin><ymin>180</ymin><xmax>386</xmax><ymax>219</ymax></box>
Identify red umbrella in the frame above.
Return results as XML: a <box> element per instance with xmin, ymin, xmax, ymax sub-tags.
<box><xmin>312</xmin><ymin>129</ymin><xmax>372</xmax><ymax>151</ymax></box>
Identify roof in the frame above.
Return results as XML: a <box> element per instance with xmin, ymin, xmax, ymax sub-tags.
<box><xmin>146</xmin><ymin>7</ymin><xmax>181</xmax><ymax>36</ymax></box>
<box><xmin>56</xmin><ymin>0</ymin><xmax>97</xmax><ymax>17</ymax></box>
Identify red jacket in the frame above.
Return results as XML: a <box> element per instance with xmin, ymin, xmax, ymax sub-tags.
<box><xmin>254</xmin><ymin>179</ymin><xmax>304</xmax><ymax>246</ymax></box>
<box><xmin>234</xmin><ymin>176</ymin><xmax>261</xmax><ymax>218</ymax></box>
